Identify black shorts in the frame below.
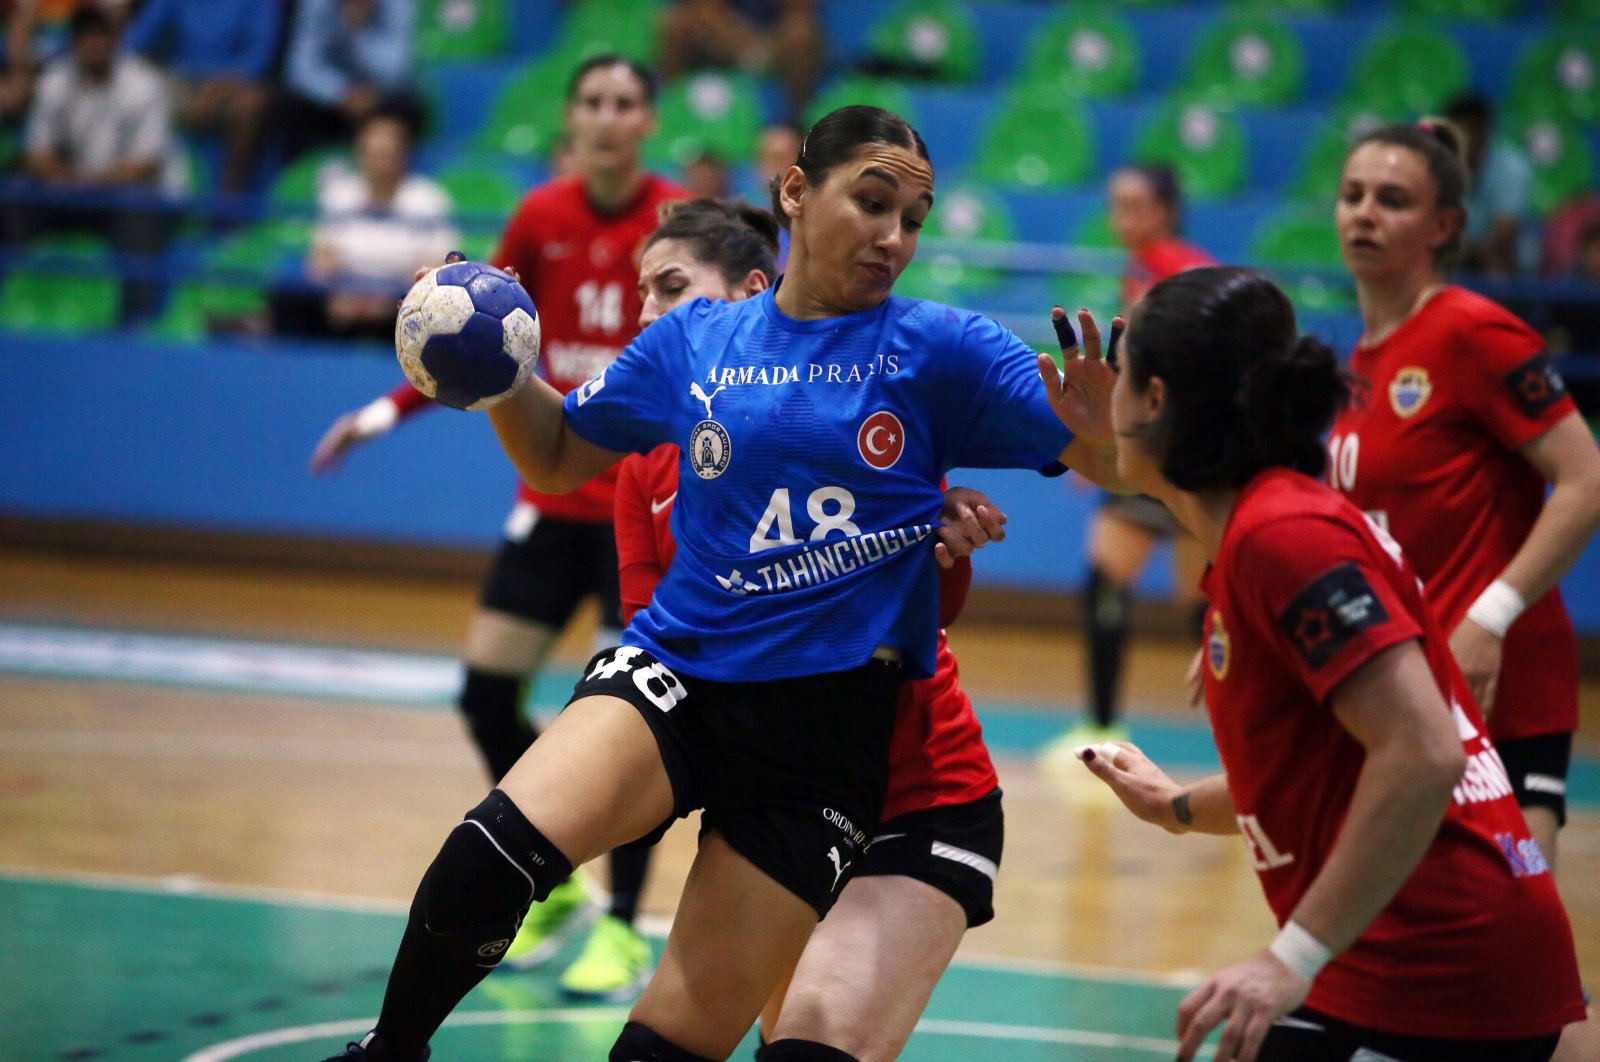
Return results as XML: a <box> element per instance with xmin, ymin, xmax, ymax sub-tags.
<box><xmin>1260</xmin><ymin>1006</ymin><xmax>1560</xmax><ymax>1061</ymax></box>
<box><xmin>1497</xmin><ymin>732</ymin><xmax>1572</xmax><ymax>827</ymax></box>
<box><xmin>1099</xmin><ymin>492</ymin><xmax>1181</xmax><ymax>536</ymax></box>
<box><xmin>856</xmin><ymin>787</ymin><xmax>1003</xmax><ymax>928</ymax></box>
<box><xmin>567</xmin><ymin>646</ymin><xmax>903</xmax><ymax>917</ymax></box>
<box><xmin>479</xmin><ymin>509</ymin><xmax>624</xmax><ymax>632</ymax></box>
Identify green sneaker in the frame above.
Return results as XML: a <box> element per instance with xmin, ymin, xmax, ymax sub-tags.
<box><xmin>1039</xmin><ymin>720</ymin><xmax>1130</xmax><ymax>776</ymax></box>
<box><xmin>558</xmin><ymin>915</ymin><xmax>652</xmax><ymax>1001</ymax></box>
<box><xmin>502</xmin><ymin>875</ymin><xmax>594</xmax><ymax>970</ymax></box>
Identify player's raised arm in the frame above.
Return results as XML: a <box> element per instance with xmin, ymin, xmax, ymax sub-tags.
<box><xmin>1041</xmin><ymin>307</ymin><xmax>1130</xmax><ymax>493</ymax></box>
<box><xmin>485</xmin><ymin>378</ymin><xmax>625</xmax><ymax>495</ymax></box>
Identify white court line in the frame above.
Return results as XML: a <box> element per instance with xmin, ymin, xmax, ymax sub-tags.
<box><xmin>0</xmin><ymin>728</ymin><xmax>464</xmax><ymax>768</ymax></box>
<box><xmin>0</xmin><ymin>622</ymin><xmax>461</xmax><ymax>705</ymax></box>
<box><xmin>180</xmin><ymin>1011</ymin><xmax>1207</xmax><ymax>1061</ymax></box>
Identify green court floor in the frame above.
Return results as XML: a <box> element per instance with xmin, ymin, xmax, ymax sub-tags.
<box><xmin>1</xmin><ymin>874</ymin><xmax>1195</xmax><ymax>1062</ymax></box>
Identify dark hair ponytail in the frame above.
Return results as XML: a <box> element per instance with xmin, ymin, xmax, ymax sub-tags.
<box><xmin>645</xmin><ymin>197</ymin><xmax>779</xmax><ymax>286</ymax></box>
<box><xmin>1124</xmin><ymin>267</ymin><xmax>1353</xmax><ymax>492</ymax></box>
<box><xmin>769</xmin><ymin>105</ymin><xmax>930</xmax><ymax>230</ymax></box>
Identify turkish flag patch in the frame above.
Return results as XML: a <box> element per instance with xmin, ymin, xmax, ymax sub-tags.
<box><xmin>1277</xmin><ymin>562</ymin><xmax>1390</xmax><ymax>669</ymax></box>
<box><xmin>1503</xmin><ymin>350</ymin><xmax>1566</xmax><ymax>418</ymax></box>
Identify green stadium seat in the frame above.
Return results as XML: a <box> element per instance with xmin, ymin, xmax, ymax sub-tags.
<box><xmin>1343</xmin><ymin>23</ymin><xmax>1469</xmax><ymax>116</ymax></box>
<box><xmin>866</xmin><ymin>0</ymin><xmax>981</xmax><ymax>83</ymax></box>
<box><xmin>1227</xmin><ymin>0</ymin><xmax>1343</xmax><ymax>13</ymax></box>
<box><xmin>1050</xmin><ymin>271</ymin><xmax>1123</xmax><ymax>321</ymax></box>
<box><xmin>1508</xmin><ymin>113</ymin><xmax>1596</xmax><ymax>216</ymax></box>
<box><xmin>436</xmin><ymin>159</ymin><xmax>524</xmax><ymax>217</ymax></box>
<box><xmin>898</xmin><ymin>186</ymin><xmax>1013</xmax><ymax>301</ymax></box>
<box><xmin>1134</xmin><ymin>95</ymin><xmax>1248</xmax><ymax>199</ymax></box>
<box><xmin>475</xmin><ymin>57</ymin><xmax>570</xmax><ymax>160</ymax></box>
<box><xmin>1019</xmin><ymin>10</ymin><xmax>1140</xmax><ymax>100</ymax></box>
<box><xmin>648</xmin><ymin>71</ymin><xmax>763</xmax><ymax>166</ymax></box>
<box><xmin>1506</xmin><ymin>33</ymin><xmax>1600</xmax><ymax>126</ymax></box>
<box><xmin>270</xmin><ymin>149</ymin><xmax>351</xmax><ymax>211</ymax></box>
<box><xmin>805</xmin><ymin>76</ymin><xmax>917</xmax><ymax>130</ymax></box>
<box><xmin>1252</xmin><ymin>206</ymin><xmax>1341</xmax><ymax>270</ymax></box>
<box><xmin>151</xmin><ymin>231</ymin><xmax>272</xmax><ymax>341</ymax></box>
<box><xmin>1553</xmin><ymin>0</ymin><xmax>1600</xmax><ymax>21</ymax></box>
<box><xmin>971</xmin><ymin>94</ymin><xmax>1096</xmax><ymax>190</ymax></box>
<box><xmin>1183</xmin><ymin>13</ymin><xmax>1304</xmax><ymax>107</ymax></box>
<box><xmin>553</xmin><ymin>0</ymin><xmax>660</xmax><ymax>65</ymax></box>
<box><xmin>1073</xmin><ymin>212</ymin><xmax>1121</xmax><ymax>251</ymax></box>
<box><xmin>0</xmin><ymin>236</ymin><xmax>121</xmax><ymax>334</ymax></box>
<box><xmin>417</xmin><ymin>0</ymin><xmax>509</xmax><ymax>61</ymax></box>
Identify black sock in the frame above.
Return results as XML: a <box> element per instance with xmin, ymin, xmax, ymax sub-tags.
<box><xmin>374</xmin><ymin>791</ymin><xmax>573</xmax><ymax>1055</ymax></box>
<box><xmin>457</xmin><ymin>668</ymin><xmax>536</xmax><ymax>781</ymax></box>
<box><xmin>1084</xmin><ymin>565</ymin><xmax>1130</xmax><ymax>729</ymax></box>
<box><xmin>607</xmin><ymin>844</ymin><xmax>651</xmax><ymax>924</ymax></box>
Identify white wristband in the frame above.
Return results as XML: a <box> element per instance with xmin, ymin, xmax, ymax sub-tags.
<box><xmin>1465</xmin><ymin>579</ymin><xmax>1525</xmax><ymax>639</ymax></box>
<box><xmin>352</xmin><ymin>397</ymin><xmax>400</xmax><ymax>439</ymax></box>
<box><xmin>1268</xmin><ymin>921</ymin><xmax>1331</xmax><ymax>981</ymax></box>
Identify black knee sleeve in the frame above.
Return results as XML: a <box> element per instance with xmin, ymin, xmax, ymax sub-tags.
<box><xmin>457</xmin><ymin>668</ymin><xmax>536</xmax><ymax>782</ymax></box>
<box><xmin>755</xmin><ymin>1041</ymin><xmax>860</xmax><ymax>1062</ymax></box>
<box><xmin>412</xmin><ymin>789</ymin><xmax>574</xmax><ymax>948</ymax></box>
<box><xmin>610</xmin><ymin>1021</ymin><xmax>718</xmax><ymax>1062</ymax></box>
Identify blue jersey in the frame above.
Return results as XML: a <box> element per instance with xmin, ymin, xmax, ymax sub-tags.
<box><xmin>564</xmin><ymin>285</ymin><xmax>1072</xmax><ymax>680</ymax></box>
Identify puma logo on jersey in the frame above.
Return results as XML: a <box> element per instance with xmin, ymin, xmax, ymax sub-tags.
<box><xmin>690</xmin><ymin>381</ymin><xmax>725</xmax><ymax>419</ymax></box>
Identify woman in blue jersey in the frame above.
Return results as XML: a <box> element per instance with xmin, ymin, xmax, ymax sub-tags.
<box><xmin>322</xmin><ymin>106</ymin><xmax>1123</xmax><ymax>1062</ymax></box>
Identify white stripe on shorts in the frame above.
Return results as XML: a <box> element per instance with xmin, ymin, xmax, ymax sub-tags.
<box><xmin>1524</xmin><ymin>773</ymin><xmax>1566</xmax><ymax>796</ymax></box>
<box><xmin>930</xmin><ymin>840</ymin><xmax>997</xmax><ymax>881</ymax></box>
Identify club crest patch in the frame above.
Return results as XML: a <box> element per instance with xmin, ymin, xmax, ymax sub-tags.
<box><xmin>1278</xmin><ymin>562</ymin><xmax>1390</xmax><ymax>669</ymax></box>
<box><xmin>688</xmin><ymin>420</ymin><xmax>731</xmax><ymax>480</ymax></box>
<box><xmin>1503</xmin><ymin>350</ymin><xmax>1566</xmax><ymax>418</ymax></box>
<box><xmin>1207</xmin><ymin>610</ymin><xmax>1230</xmax><ymax>680</ymax></box>
<box><xmin>1387</xmin><ymin>367</ymin><xmax>1432</xmax><ymax>419</ymax></box>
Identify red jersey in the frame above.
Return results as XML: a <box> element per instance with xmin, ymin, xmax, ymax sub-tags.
<box><xmin>1328</xmin><ymin>286</ymin><xmax>1579</xmax><ymax>740</ymax></box>
<box><xmin>614</xmin><ymin>445</ymin><xmax>998</xmax><ymax>820</ymax></box>
<box><xmin>1123</xmin><ymin>237</ymin><xmax>1213</xmax><ymax>306</ymax></box>
<box><xmin>392</xmin><ymin>173</ymin><xmax>688</xmax><ymax>524</ymax></box>
<box><xmin>1201</xmin><ymin>469</ymin><xmax>1583</xmax><ymax>1041</ymax></box>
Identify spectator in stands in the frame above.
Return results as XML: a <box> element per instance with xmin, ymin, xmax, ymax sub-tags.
<box><xmin>1574</xmin><ymin>220</ymin><xmax>1600</xmax><ymax>286</ymax></box>
<box><xmin>122</xmin><ymin>0</ymin><xmax>279</xmax><ymax>195</ymax></box>
<box><xmin>277</xmin><ymin>108</ymin><xmax>456</xmax><ymax>341</ymax></box>
<box><xmin>3</xmin><ymin>4</ymin><xmax>182</xmax><ymax>322</ymax></box>
<box><xmin>659</xmin><ymin>0</ymin><xmax>822</xmax><ymax>123</ymax></box>
<box><xmin>1445</xmin><ymin>93</ymin><xmax>1533</xmax><ymax>277</ymax></box>
<box><xmin>280</xmin><ymin>0</ymin><xmax>418</xmax><ymax>163</ymax></box>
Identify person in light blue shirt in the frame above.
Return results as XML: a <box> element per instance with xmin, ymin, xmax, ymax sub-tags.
<box><xmin>281</xmin><ymin>0</ymin><xmax>417</xmax><ymax>162</ymax></box>
<box><xmin>319</xmin><ymin>106</ymin><xmax>1124</xmax><ymax>1062</ymax></box>
<box><xmin>122</xmin><ymin>0</ymin><xmax>281</xmax><ymax>193</ymax></box>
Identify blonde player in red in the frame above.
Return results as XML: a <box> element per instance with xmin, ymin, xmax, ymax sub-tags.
<box><xmin>1324</xmin><ymin>120</ymin><xmax>1600</xmax><ymax>1058</ymax></box>
<box><xmin>1082</xmin><ymin>266</ymin><xmax>1584</xmax><ymax>1062</ymax></box>
<box><xmin>309</xmin><ymin>55</ymin><xmax>688</xmax><ymax>995</ymax></box>
<box><xmin>618</xmin><ymin>196</ymin><xmax>1011</xmax><ymax>1061</ymax></box>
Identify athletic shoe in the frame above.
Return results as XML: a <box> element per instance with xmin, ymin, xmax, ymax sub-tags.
<box><xmin>319</xmin><ymin>1032</ymin><xmax>429</xmax><ymax>1061</ymax></box>
<box><xmin>1039</xmin><ymin>721</ymin><xmax>1130</xmax><ymax>776</ymax></box>
<box><xmin>502</xmin><ymin>875</ymin><xmax>595</xmax><ymax>971</ymax></box>
<box><xmin>558</xmin><ymin>915</ymin><xmax>652</xmax><ymax>1001</ymax></box>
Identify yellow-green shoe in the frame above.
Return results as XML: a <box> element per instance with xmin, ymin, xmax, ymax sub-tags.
<box><xmin>558</xmin><ymin>915</ymin><xmax>652</xmax><ymax>1001</ymax></box>
<box><xmin>502</xmin><ymin>875</ymin><xmax>594</xmax><ymax>971</ymax></box>
<box><xmin>1039</xmin><ymin>721</ymin><xmax>1130</xmax><ymax>777</ymax></box>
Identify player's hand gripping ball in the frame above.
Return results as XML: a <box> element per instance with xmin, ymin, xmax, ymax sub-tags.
<box><xmin>395</xmin><ymin>260</ymin><xmax>541</xmax><ymax>410</ymax></box>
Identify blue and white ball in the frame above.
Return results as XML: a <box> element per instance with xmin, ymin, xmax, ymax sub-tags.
<box><xmin>395</xmin><ymin>261</ymin><xmax>541</xmax><ymax>411</ymax></box>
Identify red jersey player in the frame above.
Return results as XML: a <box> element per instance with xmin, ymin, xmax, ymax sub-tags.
<box><xmin>1323</xmin><ymin>122</ymin><xmax>1600</xmax><ymax>972</ymax></box>
<box><xmin>1083</xmin><ymin>266</ymin><xmax>1584</xmax><ymax>1062</ymax></box>
<box><xmin>1044</xmin><ymin>162</ymin><xmax>1215</xmax><ymax>770</ymax></box>
<box><xmin>613</xmin><ymin>197</ymin><xmax>1009</xmax><ymax>1061</ymax></box>
<box><xmin>309</xmin><ymin>56</ymin><xmax>687</xmax><ymax>997</ymax></box>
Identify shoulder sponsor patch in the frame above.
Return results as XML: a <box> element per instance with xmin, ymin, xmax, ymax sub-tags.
<box><xmin>1503</xmin><ymin>350</ymin><xmax>1566</xmax><ymax>418</ymax></box>
<box><xmin>1277</xmin><ymin>562</ymin><xmax>1390</xmax><ymax>669</ymax></box>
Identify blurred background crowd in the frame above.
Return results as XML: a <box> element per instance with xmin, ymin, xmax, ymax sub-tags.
<box><xmin>0</xmin><ymin>0</ymin><xmax>1596</xmax><ymax>417</ymax></box>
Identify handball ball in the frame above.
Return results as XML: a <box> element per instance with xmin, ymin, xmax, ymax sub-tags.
<box><xmin>395</xmin><ymin>261</ymin><xmax>541</xmax><ymax>411</ymax></box>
